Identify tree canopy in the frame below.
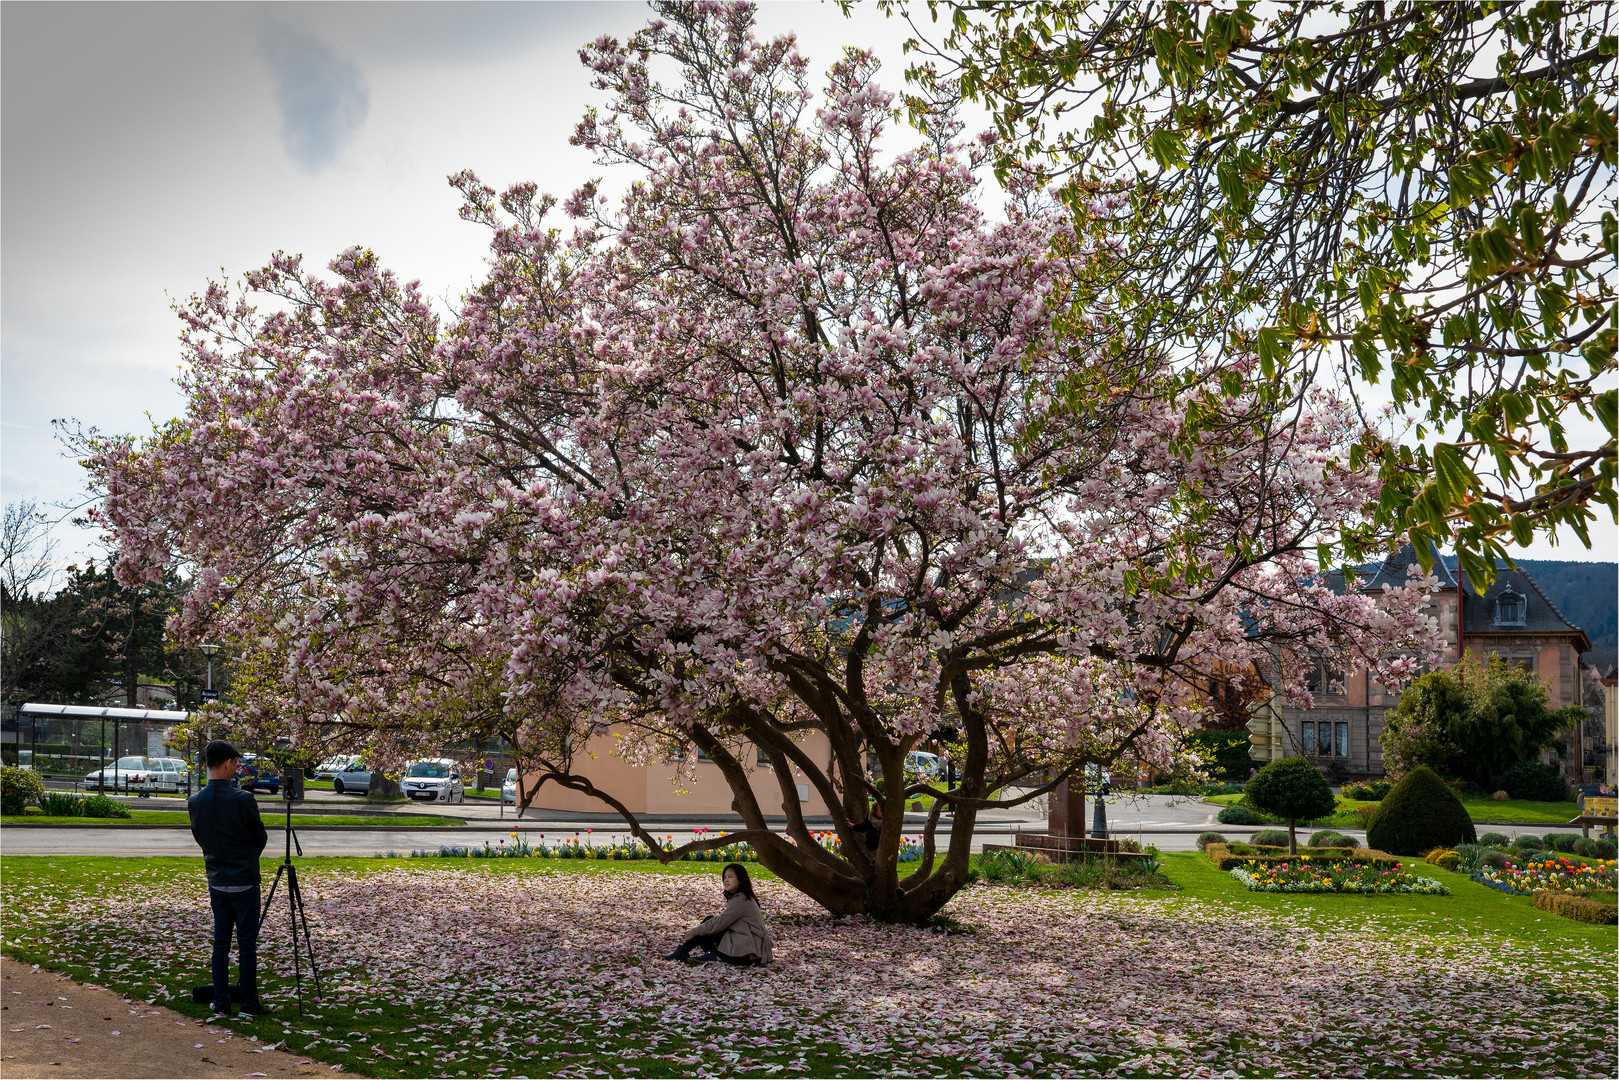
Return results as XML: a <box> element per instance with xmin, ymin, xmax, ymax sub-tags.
<box><xmin>1244</xmin><ymin>755</ymin><xmax>1337</xmax><ymax>853</ymax></box>
<box><xmin>888</xmin><ymin>0</ymin><xmax>1617</xmax><ymax>585</ymax></box>
<box><xmin>1380</xmin><ymin>651</ymin><xmax>1585</xmax><ymax>787</ymax></box>
<box><xmin>84</xmin><ymin>2</ymin><xmax>1442</xmax><ymax>922</ymax></box>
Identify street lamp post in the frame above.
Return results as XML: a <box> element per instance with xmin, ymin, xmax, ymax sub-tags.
<box><xmin>196</xmin><ymin>643</ymin><xmax>221</xmax><ymax>796</ymax></box>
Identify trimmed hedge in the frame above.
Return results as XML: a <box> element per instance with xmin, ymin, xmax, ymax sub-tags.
<box><xmin>1217</xmin><ymin>803</ymin><xmax>1269</xmax><ymax>825</ymax></box>
<box><xmin>1195</xmin><ymin>831</ymin><xmax>1228</xmax><ymax>851</ymax></box>
<box><xmin>1309</xmin><ymin>830</ymin><xmax>1357</xmax><ymax>848</ymax></box>
<box><xmin>1366</xmin><ymin>766</ymin><xmax>1477</xmax><ymax>856</ymax></box>
<box><xmin>1251</xmin><ymin>829</ymin><xmax>1291</xmax><ymax>847</ymax></box>
<box><xmin>1532</xmin><ymin>889</ymin><xmax>1618</xmax><ymax>925</ymax></box>
<box><xmin>1203</xmin><ymin>842</ymin><xmax>1401</xmax><ymax>872</ymax></box>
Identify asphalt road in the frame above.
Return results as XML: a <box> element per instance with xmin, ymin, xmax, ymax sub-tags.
<box><xmin>2</xmin><ymin>791</ymin><xmax>1364</xmax><ymax>855</ymax></box>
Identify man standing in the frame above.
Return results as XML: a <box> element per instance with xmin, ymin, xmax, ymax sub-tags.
<box><xmin>187</xmin><ymin>740</ymin><xmax>272</xmax><ymax>1016</ymax></box>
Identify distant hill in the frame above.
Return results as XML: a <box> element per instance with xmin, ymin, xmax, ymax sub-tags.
<box><xmin>1442</xmin><ymin>555</ymin><xmax>1617</xmax><ymax>672</ymax></box>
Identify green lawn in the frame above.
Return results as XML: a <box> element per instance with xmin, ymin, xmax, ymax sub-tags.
<box><xmin>1205</xmin><ymin>792</ymin><xmax>1582</xmax><ymax>825</ymax></box>
<box><xmin>2</xmin><ymin>810</ymin><xmax>464</xmax><ymax>827</ymax></box>
<box><xmin>1157</xmin><ymin>850</ymin><xmax>1612</xmax><ymax>946</ymax></box>
<box><xmin>2</xmin><ymin>854</ymin><xmax>1612</xmax><ymax>1078</ymax></box>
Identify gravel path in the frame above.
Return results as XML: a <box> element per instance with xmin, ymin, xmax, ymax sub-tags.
<box><xmin>0</xmin><ymin>957</ymin><xmax>330</xmax><ymax>1079</ymax></box>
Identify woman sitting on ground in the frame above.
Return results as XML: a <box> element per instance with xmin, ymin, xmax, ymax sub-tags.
<box><xmin>663</xmin><ymin>863</ymin><xmax>774</xmax><ymax>967</ymax></box>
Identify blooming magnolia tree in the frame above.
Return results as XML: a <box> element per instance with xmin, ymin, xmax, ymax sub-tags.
<box><xmin>86</xmin><ymin>3</ymin><xmax>1443</xmax><ymax>922</ymax></box>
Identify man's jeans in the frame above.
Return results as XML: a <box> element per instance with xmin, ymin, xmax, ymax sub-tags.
<box><xmin>208</xmin><ymin>887</ymin><xmax>260</xmax><ymax>1011</ymax></box>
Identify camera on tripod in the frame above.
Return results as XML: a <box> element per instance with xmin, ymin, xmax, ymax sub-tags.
<box><xmin>281</xmin><ymin>768</ymin><xmax>304</xmax><ymax>802</ymax></box>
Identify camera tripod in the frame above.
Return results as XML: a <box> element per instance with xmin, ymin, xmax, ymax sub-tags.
<box><xmin>260</xmin><ymin>796</ymin><xmax>323</xmax><ymax>1016</ymax></box>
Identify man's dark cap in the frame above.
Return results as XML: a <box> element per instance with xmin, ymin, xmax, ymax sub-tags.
<box><xmin>205</xmin><ymin>740</ymin><xmax>242</xmax><ymax>768</ymax></box>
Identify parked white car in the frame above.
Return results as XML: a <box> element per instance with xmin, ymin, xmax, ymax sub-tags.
<box><xmin>905</xmin><ymin>751</ymin><xmax>943</xmax><ymax>780</ymax></box>
<box><xmin>401</xmin><ymin>759</ymin><xmax>465</xmax><ymax>804</ymax></box>
<box><xmin>313</xmin><ymin>754</ymin><xmax>360</xmax><ymax>780</ymax></box>
<box><xmin>501</xmin><ymin>767</ymin><xmax>518</xmax><ymax>805</ymax></box>
<box><xmin>84</xmin><ymin>756</ymin><xmax>153</xmax><ymax>792</ymax></box>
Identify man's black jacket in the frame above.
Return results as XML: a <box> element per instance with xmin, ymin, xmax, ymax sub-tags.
<box><xmin>188</xmin><ymin>778</ymin><xmax>268</xmax><ymax>887</ymax></box>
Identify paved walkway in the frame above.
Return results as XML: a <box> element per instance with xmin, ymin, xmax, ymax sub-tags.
<box><xmin>2</xmin><ymin>791</ymin><xmax>1371</xmax><ymax>855</ymax></box>
<box><xmin>0</xmin><ymin>957</ymin><xmax>327</xmax><ymax>1079</ymax></box>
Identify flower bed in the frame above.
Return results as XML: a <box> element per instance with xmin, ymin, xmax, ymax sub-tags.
<box><xmin>1231</xmin><ymin>860</ymin><xmax>1450</xmax><ymax>894</ymax></box>
<box><xmin>1203</xmin><ymin>841</ymin><xmax>1399</xmax><ymax>872</ymax></box>
<box><xmin>1472</xmin><ymin>856</ymin><xmax>1618</xmax><ymax>896</ymax></box>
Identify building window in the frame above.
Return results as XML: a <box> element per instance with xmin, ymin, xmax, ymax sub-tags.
<box><xmin>756</xmin><ymin>746</ymin><xmax>770</xmax><ymax>768</ymax></box>
<box><xmin>1301</xmin><ymin>721</ymin><xmax>1349</xmax><ymax>758</ymax></box>
<box><xmin>1495</xmin><ymin>590</ymin><xmax>1526</xmax><ymax>626</ymax></box>
<box><xmin>1304</xmin><ymin>655</ymin><xmax>1344</xmax><ymax>697</ymax></box>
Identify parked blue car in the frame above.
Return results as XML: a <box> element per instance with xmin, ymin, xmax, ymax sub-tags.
<box><xmin>236</xmin><ymin>753</ymin><xmax>281</xmax><ymax>795</ymax></box>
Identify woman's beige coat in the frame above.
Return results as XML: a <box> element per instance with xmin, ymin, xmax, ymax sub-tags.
<box><xmin>692</xmin><ymin>892</ymin><xmax>774</xmax><ymax>963</ymax></box>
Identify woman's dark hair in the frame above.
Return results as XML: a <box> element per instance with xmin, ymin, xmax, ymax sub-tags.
<box><xmin>723</xmin><ymin>862</ymin><xmax>757</xmax><ymax>903</ymax></box>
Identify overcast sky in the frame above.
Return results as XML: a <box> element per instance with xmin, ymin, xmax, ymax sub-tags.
<box><xmin>2</xmin><ymin>1</ymin><xmax>1613</xmax><ymax>585</ymax></box>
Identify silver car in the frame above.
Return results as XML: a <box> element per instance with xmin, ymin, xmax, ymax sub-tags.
<box><xmin>331</xmin><ymin>759</ymin><xmax>373</xmax><ymax>795</ymax></box>
<box><xmin>145</xmin><ymin>757</ymin><xmax>191</xmax><ymax>793</ymax></box>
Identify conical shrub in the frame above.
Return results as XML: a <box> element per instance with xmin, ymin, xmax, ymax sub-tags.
<box><xmin>1365</xmin><ymin>765</ymin><xmax>1477</xmax><ymax>856</ymax></box>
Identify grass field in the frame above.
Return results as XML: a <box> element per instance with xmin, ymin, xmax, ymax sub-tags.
<box><xmin>1204</xmin><ymin>792</ymin><xmax>1583</xmax><ymax>825</ymax></box>
<box><xmin>1</xmin><ymin>811</ymin><xmax>464</xmax><ymax>827</ymax></box>
<box><xmin>2</xmin><ymin>852</ymin><xmax>1613</xmax><ymax>1078</ymax></box>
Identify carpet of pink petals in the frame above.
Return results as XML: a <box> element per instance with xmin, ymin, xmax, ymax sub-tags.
<box><xmin>5</xmin><ymin>863</ymin><xmax>1615</xmax><ymax>1078</ymax></box>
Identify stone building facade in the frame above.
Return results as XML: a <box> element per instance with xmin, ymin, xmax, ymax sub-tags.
<box><xmin>1276</xmin><ymin>544</ymin><xmax>1591</xmax><ymax>781</ymax></box>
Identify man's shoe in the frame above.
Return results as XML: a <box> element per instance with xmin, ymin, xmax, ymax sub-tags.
<box><xmin>691</xmin><ymin>950</ymin><xmax>720</xmax><ymax>964</ymax></box>
<box><xmin>661</xmin><ymin>949</ymin><xmax>686</xmax><ymax>962</ymax></box>
<box><xmin>239</xmin><ymin>1002</ymin><xmax>276</xmax><ymax>1017</ymax></box>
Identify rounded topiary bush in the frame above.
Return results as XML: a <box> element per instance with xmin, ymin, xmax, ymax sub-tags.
<box><xmin>1477</xmin><ymin>832</ymin><xmax>1511</xmax><ymax>848</ymax></box>
<box><xmin>1512</xmin><ymin>834</ymin><xmax>1544</xmax><ymax>852</ymax></box>
<box><xmin>1589</xmin><ymin>839</ymin><xmax>1618</xmax><ymax>859</ymax></box>
<box><xmin>1490</xmin><ymin>760</ymin><xmax>1570</xmax><ymax>802</ymax></box>
<box><xmin>1251</xmin><ymin>829</ymin><xmax>1291</xmax><ymax>847</ymax></box>
<box><xmin>1217</xmin><ymin>803</ymin><xmax>1267</xmax><ymax>825</ymax></box>
<box><xmin>1195</xmin><ymin>831</ymin><xmax>1228</xmax><ymax>851</ymax></box>
<box><xmin>0</xmin><ymin>766</ymin><xmax>45</xmax><ymax>816</ymax></box>
<box><xmin>1309</xmin><ymin>829</ymin><xmax>1356</xmax><ymax>848</ymax></box>
<box><xmin>1543</xmin><ymin>832</ymin><xmax>1582</xmax><ymax>853</ymax></box>
<box><xmin>1364</xmin><ymin>766</ymin><xmax>1478</xmax><ymax>856</ymax></box>
<box><xmin>1245</xmin><ymin>756</ymin><xmax>1338</xmax><ymax>853</ymax></box>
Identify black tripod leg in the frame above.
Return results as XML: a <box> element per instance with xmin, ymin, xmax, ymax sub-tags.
<box><xmin>286</xmin><ymin>866</ymin><xmax>304</xmax><ymax>1017</ymax></box>
<box><xmin>287</xmin><ymin>867</ymin><xmax>323</xmax><ymax>997</ymax></box>
<box><xmin>260</xmin><ymin>863</ymin><xmax>287</xmax><ymax>925</ymax></box>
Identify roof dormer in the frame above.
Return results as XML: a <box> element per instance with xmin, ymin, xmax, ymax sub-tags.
<box><xmin>1494</xmin><ymin>588</ymin><xmax>1527</xmax><ymax>627</ymax></box>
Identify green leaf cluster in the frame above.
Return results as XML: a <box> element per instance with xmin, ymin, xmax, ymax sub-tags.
<box><xmin>891</xmin><ymin>1</ymin><xmax>1617</xmax><ymax>578</ymax></box>
<box><xmin>1380</xmin><ymin>652</ymin><xmax>1585</xmax><ymax>789</ymax></box>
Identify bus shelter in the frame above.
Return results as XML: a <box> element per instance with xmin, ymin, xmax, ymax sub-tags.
<box><xmin>16</xmin><ymin>703</ymin><xmax>193</xmax><ymax>792</ymax></box>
